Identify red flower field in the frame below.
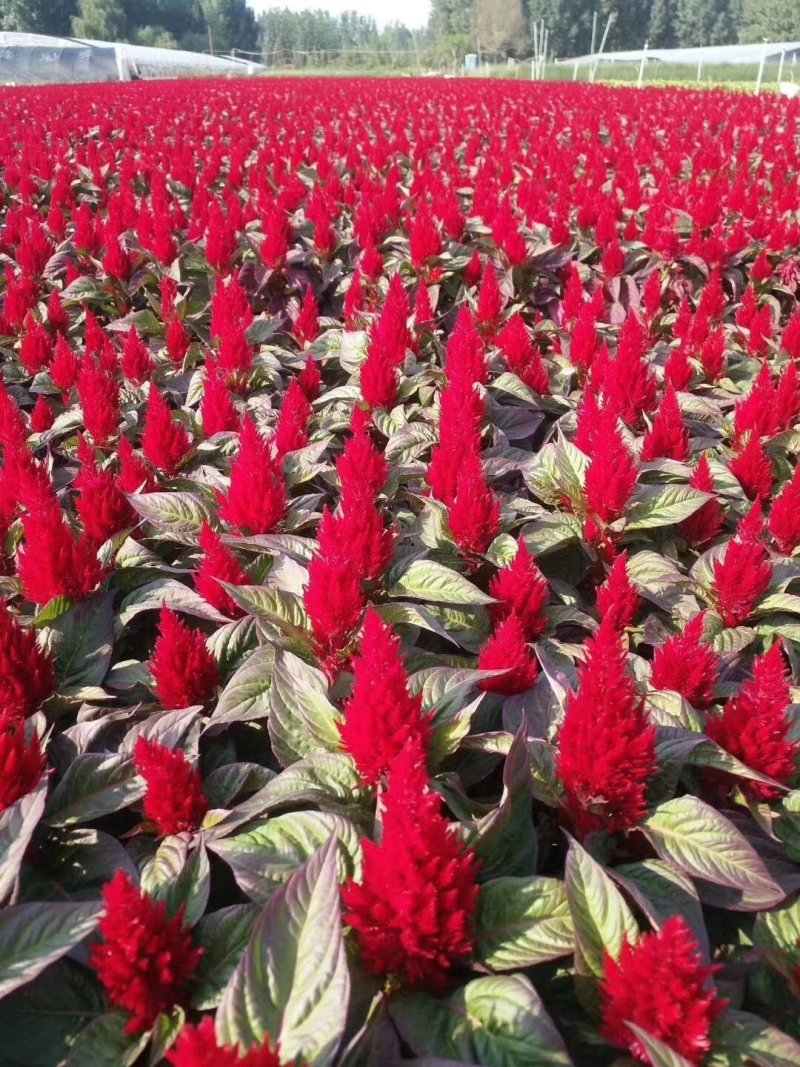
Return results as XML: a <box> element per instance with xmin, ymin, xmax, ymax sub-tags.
<box><xmin>0</xmin><ymin>75</ymin><xmax>799</xmax><ymax>1065</ymax></box>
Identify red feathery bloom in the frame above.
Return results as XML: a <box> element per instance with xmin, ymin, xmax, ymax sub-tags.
<box><xmin>448</xmin><ymin>450</ymin><xmax>501</xmax><ymax>557</ymax></box>
<box><xmin>50</xmin><ymin>335</ymin><xmax>80</xmax><ymax>393</ymax></box>
<box><xmin>568</xmin><ymin>304</ymin><xmax>601</xmax><ymax>374</ymax></box>
<box><xmin>0</xmin><ymin>712</ymin><xmax>46</xmax><ymax>813</ymax></box>
<box><xmin>75</xmin><ymin>442</ymin><xmax>136</xmax><ymax>544</ymax></box>
<box><xmin>488</xmin><ymin>540</ymin><xmax>548</xmax><ymax>639</ymax></box>
<box><xmin>142</xmin><ymin>388</ymin><xmax>192</xmax><ymax>477</ymax></box>
<box><xmin>297</xmin><ymin>357</ymin><xmax>322</xmax><ymax>401</ymax></box>
<box><xmin>340</xmin><ymin>610</ymin><xmax>430</xmax><ymax>785</ymax></box>
<box><xmin>337</xmin><ymin>431</ymin><xmax>388</xmax><ymax>506</ymax></box>
<box><xmin>304</xmin><ymin>553</ymin><xmax>366</xmax><ymax>670</ymax></box>
<box><xmin>150</xmin><ymin>607</ymin><xmax>220</xmax><ymax>709</ymax></box>
<box><xmin>769</xmin><ymin>465</ymin><xmax>800</xmax><ymax>554</ymax></box>
<box><xmin>730</xmin><ymin>435</ymin><xmax>774</xmax><ymax>501</ymax></box>
<box><xmin>640</xmin><ymin>387</ymin><xmax>689</xmax><ymax>462</ymax></box>
<box><xmin>274</xmin><ymin>378</ymin><xmax>312</xmax><ymax>455</ymax></box>
<box><xmin>30</xmin><ymin>396</ymin><xmax>54</xmax><ymax>433</ymax></box>
<box><xmin>118</xmin><ymin>436</ymin><xmax>157</xmax><ymax>494</ymax></box>
<box><xmin>782</xmin><ymin>308</ymin><xmax>800</xmax><ymax>360</ymax></box>
<box><xmin>706</xmin><ymin>643</ymin><xmax>798</xmax><ymax>801</ymax></box>
<box><xmin>664</xmin><ymin>342</ymin><xmax>693</xmax><ymax>392</ymax></box>
<box><xmin>775</xmin><ymin>361</ymin><xmax>800</xmax><ymax>432</ymax></box>
<box><xmin>601</xmin><ymin>917</ymin><xmax>725</xmax><ymax>1065</ymax></box>
<box><xmin>415</xmin><ymin>281</ymin><xmax>434</xmax><ymax>331</ymax></box>
<box><xmin>650</xmin><ymin>613</ymin><xmax>720</xmax><ymax>709</ymax></box>
<box><xmin>446</xmin><ymin>307</ymin><xmax>488</xmax><ymax>388</ymax></box>
<box><xmin>91</xmin><ymin>871</ymin><xmax>202</xmax><ymax>1035</ymax></box>
<box><xmin>699</xmin><ymin>327</ymin><xmax>726</xmax><ymax>383</ymax></box>
<box><xmin>0</xmin><ymin>599</ymin><xmax>54</xmax><ymax>717</ymax></box>
<box><xmin>557</xmin><ymin>617</ymin><xmax>656</xmax><ymax>836</ymax></box>
<box><xmin>603</xmin><ymin>316</ymin><xmax>657</xmax><ymax>428</ymax></box>
<box><xmin>584</xmin><ymin>407</ymin><xmax>638</xmax><ymax>525</ymax></box>
<box><xmin>409</xmin><ymin>206</ymin><xmax>442</xmax><ymax>272</ymax></box>
<box><xmin>17</xmin><ymin>505</ymin><xmax>103</xmax><ymax>604</ymax></box>
<box><xmin>496</xmin><ymin>314</ymin><xmax>549</xmax><ymax>393</ymax></box>
<box><xmin>574</xmin><ymin>388</ymin><xmax>603</xmax><ymax>455</ymax></box>
<box><xmin>201</xmin><ymin>364</ymin><xmax>240</xmax><ymax>437</ymax></box>
<box><xmin>78</xmin><ymin>358</ymin><xmax>119</xmax><ymax>445</ymax></box>
<box><xmin>19</xmin><ymin>317</ymin><xmax>53</xmax><ymax>376</ymax></box>
<box><xmin>46</xmin><ymin>290</ymin><xmax>69</xmax><ymax>334</ymax></box>
<box><xmin>734</xmin><ymin>365</ymin><xmax>778</xmax><ymax>444</ymax></box>
<box><xmin>217</xmin><ymin>417</ymin><xmax>286</xmax><ymax>534</ymax></box>
<box><xmin>342</xmin><ymin>740</ymin><xmax>479</xmax><ymax>989</ymax></box>
<box><xmin>167</xmin><ymin>1018</ymin><xmax>283</xmax><ymax>1067</ymax></box>
<box><xmin>359</xmin><ymin>274</ymin><xmax>412</xmax><ymax>411</ymax></box>
<box><xmin>478</xmin><ymin>613</ymin><xmax>539</xmax><ymax>694</ymax></box>
<box><xmin>194</xmin><ymin>523</ymin><xmax>249</xmax><ymax>619</ymax></box>
<box><xmin>293</xmin><ymin>288</ymin><xmax>320</xmax><ymax>347</ymax></box>
<box><xmin>134</xmin><ymin>737</ymin><xmax>208</xmax><ymax>836</ymax></box>
<box><xmin>713</xmin><ymin>503</ymin><xmax>773</xmax><ymax>627</ymax></box>
<box><xmin>165</xmin><ymin>316</ymin><xmax>191</xmax><ymax>365</ymax></box>
<box><xmin>317</xmin><ymin>504</ymin><xmax>393</xmax><ymax>585</ymax></box>
<box><xmin>121</xmin><ymin>327</ymin><xmax>154</xmax><ymax>385</ymax></box>
<box><xmin>475</xmin><ymin>266</ymin><xmax>504</xmax><ymax>332</ymax></box>
<box><xmin>596</xmin><ymin>552</ymin><xmax>640</xmax><ymax>631</ymax></box>
<box><xmin>680</xmin><ymin>455</ymin><xmax>724</xmax><ymax>547</ymax></box>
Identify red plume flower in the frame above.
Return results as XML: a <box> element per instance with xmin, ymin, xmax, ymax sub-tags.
<box><xmin>142</xmin><ymin>388</ymin><xmax>192</xmax><ymax>477</ymax></box>
<box><xmin>448</xmin><ymin>449</ymin><xmax>501</xmax><ymax>557</ymax></box>
<box><xmin>478</xmin><ymin>613</ymin><xmax>539</xmax><ymax>694</ymax></box>
<box><xmin>601</xmin><ymin>916</ymin><xmax>725</xmax><ymax>1065</ymax></box>
<box><xmin>603</xmin><ymin>316</ymin><xmax>657</xmax><ymax>428</ymax></box>
<box><xmin>342</xmin><ymin>739</ymin><xmax>479</xmax><ymax>990</ymax></box>
<box><xmin>475</xmin><ymin>266</ymin><xmax>504</xmax><ymax>333</ymax></box>
<box><xmin>340</xmin><ymin>610</ymin><xmax>430</xmax><ymax>785</ymax></box>
<box><xmin>134</xmin><ymin>737</ymin><xmax>208</xmax><ymax>836</ymax></box>
<box><xmin>557</xmin><ymin>617</ymin><xmax>656</xmax><ymax>836</ymax></box>
<box><xmin>19</xmin><ymin>317</ymin><xmax>53</xmax><ymax>376</ymax></box>
<box><xmin>359</xmin><ymin>274</ymin><xmax>412</xmax><ymax>411</ymax></box>
<box><xmin>0</xmin><ymin>600</ymin><xmax>54</xmax><ymax>717</ymax></box>
<box><xmin>121</xmin><ymin>327</ymin><xmax>154</xmax><ymax>385</ymax></box>
<box><xmin>650</xmin><ymin>613</ymin><xmax>720</xmax><ymax>709</ymax></box>
<box><xmin>298</xmin><ymin>356</ymin><xmax>322</xmax><ymax>401</ymax></box>
<box><xmin>596</xmin><ymin>552</ymin><xmax>640</xmax><ymax>631</ymax></box>
<box><xmin>217</xmin><ymin>417</ymin><xmax>286</xmax><ymax>535</ymax></box>
<box><xmin>680</xmin><ymin>454</ymin><xmax>724</xmax><ymax>547</ymax></box>
<box><xmin>337</xmin><ymin>430</ymin><xmax>388</xmax><ymax>506</ymax></box>
<box><xmin>730</xmin><ymin>435</ymin><xmax>774</xmax><ymax>501</ymax></box>
<box><xmin>274</xmin><ymin>378</ymin><xmax>312</xmax><ymax>455</ymax></box>
<box><xmin>488</xmin><ymin>540</ymin><xmax>548</xmax><ymax>639</ymax></box>
<box><xmin>706</xmin><ymin>643</ymin><xmax>798</xmax><ymax>801</ymax></box>
<box><xmin>165</xmin><ymin>315</ymin><xmax>191</xmax><ymax>365</ymax></box>
<box><xmin>167</xmin><ymin>1019</ymin><xmax>283</xmax><ymax>1067</ymax></box>
<box><xmin>769</xmin><ymin>465</ymin><xmax>800</xmax><ymax>554</ymax></box>
<box><xmin>293</xmin><ymin>288</ymin><xmax>320</xmax><ymax>347</ymax></box>
<box><xmin>17</xmin><ymin>505</ymin><xmax>103</xmax><ymax>605</ymax></box>
<box><xmin>30</xmin><ymin>397</ymin><xmax>54</xmax><ymax>433</ymax></box>
<box><xmin>78</xmin><ymin>357</ymin><xmax>120</xmax><ymax>445</ymax></box>
<box><xmin>118</xmin><ymin>436</ymin><xmax>157</xmax><ymax>494</ymax></box>
<box><xmin>713</xmin><ymin>503</ymin><xmax>772</xmax><ymax>627</ymax></box>
<box><xmin>75</xmin><ymin>442</ymin><xmax>136</xmax><ymax>544</ymax></box>
<box><xmin>91</xmin><ymin>871</ymin><xmax>202</xmax><ymax>1035</ymax></box>
<box><xmin>496</xmin><ymin>314</ymin><xmax>549</xmax><ymax>394</ymax></box>
<box><xmin>150</xmin><ymin>607</ymin><xmax>220</xmax><ymax>709</ymax></box>
<box><xmin>194</xmin><ymin>524</ymin><xmax>249</xmax><ymax>619</ymax></box>
<box><xmin>584</xmin><ymin>407</ymin><xmax>638</xmax><ymax>525</ymax></box>
<box><xmin>0</xmin><ymin>712</ymin><xmax>46</xmax><ymax>813</ymax></box>
<box><xmin>304</xmin><ymin>554</ymin><xmax>366</xmax><ymax>672</ymax></box>
<box><xmin>50</xmin><ymin>335</ymin><xmax>80</xmax><ymax>393</ymax></box>
<box><xmin>640</xmin><ymin>386</ymin><xmax>689</xmax><ymax>462</ymax></box>
<box><xmin>201</xmin><ymin>363</ymin><xmax>240</xmax><ymax>437</ymax></box>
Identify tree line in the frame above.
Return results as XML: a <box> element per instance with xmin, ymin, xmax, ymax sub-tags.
<box><xmin>0</xmin><ymin>0</ymin><xmax>798</xmax><ymax>61</ymax></box>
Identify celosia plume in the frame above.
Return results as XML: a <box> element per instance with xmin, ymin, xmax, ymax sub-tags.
<box><xmin>167</xmin><ymin>1019</ymin><xmax>283</xmax><ymax>1067</ymax></box>
<box><xmin>150</xmin><ymin>607</ymin><xmax>220</xmax><ymax>709</ymax></box>
<box><xmin>0</xmin><ymin>599</ymin><xmax>54</xmax><ymax>717</ymax></box>
<box><xmin>141</xmin><ymin>387</ymin><xmax>192</xmax><ymax>477</ymax></box>
<box><xmin>713</xmin><ymin>502</ymin><xmax>772</xmax><ymax>627</ymax></box>
<box><xmin>217</xmin><ymin>416</ymin><xmax>286</xmax><ymax>534</ymax></box>
<box><xmin>0</xmin><ymin>712</ymin><xmax>46</xmax><ymax>813</ymax></box>
<box><xmin>596</xmin><ymin>552</ymin><xmax>640</xmax><ymax>631</ymax></box>
<box><xmin>477</xmin><ymin>613</ymin><xmax>539</xmax><ymax>694</ymax></box>
<box><xmin>194</xmin><ymin>523</ymin><xmax>249</xmax><ymax>618</ymax></box>
<box><xmin>488</xmin><ymin>540</ymin><xmax>548</xmax><ymax>639</ymax></box>
<box><xmin>650</xmin><ymin>612</ymin><xmax>720</xmax><ymax>709</ymax></box>
<box><xmin>134</xmin><ymin>737</ymin><xmax>208</xmax><ymax>835</ymax></box>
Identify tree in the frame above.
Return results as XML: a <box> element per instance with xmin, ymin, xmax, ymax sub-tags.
<box><xmin>0</xmin><ymin>0</ymin><xmax>77</xmax><ymax>33</ymax></box>
<box><xmin>648</xmin><ymin>0</ymin><xmax>679</xmax><ymax>47</ymax></box>
<box><xmin>739</xmin><ymin>0</ymin><xmax>800</xmax><ymax>42</ymax></box>
<box><xmin>200</xmin><ymin>0</ymin><xmax>257</xmax><ymax>54</ymax></box>
<box><xmin>472</xmin><ymin>0</ymin><xmax>529</xmax><ymax>58</ymax></box>
<box><xmin>596</xmin><ymin>0</ymin><xmax>655</xmax><ymax>50</ymax></box>
<box><xmin>527</xmin><ymin>0</ymin><xmax>594</xmax><ymax>58</ymax></box>
<box><xmin>72</xmin><ymin>0</ymin><xmax>126</xmax><ymax>39</ymax></box>
<box><xmin>675</xmin><ymin>0</ymin><xmax>739</xmax><ymax>46</ymax></box>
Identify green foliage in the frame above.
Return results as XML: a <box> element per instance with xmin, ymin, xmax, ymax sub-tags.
<box><xmin>71</xmin><ymin>0</ymin><xmax>126</xmax><ymax>40</ymax></box>
<box><xmin>740</xmin><ymin>0</ymin><xmax>800</xmax><ymax>43</ymax></box>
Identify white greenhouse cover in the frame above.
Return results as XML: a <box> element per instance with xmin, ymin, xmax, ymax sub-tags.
<box><xmin>567</xmin><ymin>42</ymin><xmax>800</xmax><ymax>67</ymax></box>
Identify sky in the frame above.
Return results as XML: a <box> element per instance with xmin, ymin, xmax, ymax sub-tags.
<box><xmin>248</xmin><ymin>0</ymin><xmax>432</xmax><ymax>31</ymax></box>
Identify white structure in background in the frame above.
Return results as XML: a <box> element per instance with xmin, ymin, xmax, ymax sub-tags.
<box><xmin>0</xmin><ymin>31</ymin><xmax>262</xmax><ymax>84</ymax></box>
<box><xmin>565</xmin><ymin>41</ymin><xmax>800</xmax><ymax>71</ymax></box>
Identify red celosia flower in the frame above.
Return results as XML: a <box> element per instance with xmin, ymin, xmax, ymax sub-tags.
<box><xmin>340</xmin><ymin>610</ymin><xmax>430</xmax><ymax>785</ymax></box>
<box><xmin>19</xmin><ymin>317</ymin><xmax>53</xmax><ymax>376</ymax></box>
<box><xmin>664</xmin><ymin>342</ymin><xmax>693</xmax><ymax>392</ymax></box>
<box><xmin>706</xmin><ymin>643</ymin><xmax>798</xmax><ymax>801</ymax></box>
<box><xmin>91</xmin><ymin>871</ymin><xmax>202</xmax><ymax>1034</ymax></box>
<box><xmin>475</xmin><ymin>266</ymin><xmax>504</xmax><ymax>332</ymax></box>
<box><xmin>769</xmin><ymin>465</ymin><xmax>800</xmax><ymax>554</ymax></box>
<box><xmin>78</xmin><ymin>357</ymin><xmax>119</xmax><ymax>445</ymax></box>
<box><xmin>782</xmin><ymin>308</ymin><xmax>800</xmax><ymax>360</ymax></box>
<box><xmin>304</xmin><ymin>553</ymin><xmax>366</xmax><ymax>671</ymax></box>
<box><xmin>17</xmin><ymin>505</ymin><xmax>103</xmax><ymax>604</ymax></box>
<box><xmin>167</xmin><ymin>1018</ymin><xmax>283</xmax><ymax>1067</ymax></box>
<box><xmin>317</xmin><ymin>504</ymin><xmax>393</xmax><ymax>586</ymax></box>
<box><xmin>640</xmin><ymin>386</ymin><xmax>689</xmax><ymax>462</ymax></box>
<box><xmin>569</xmin><ymin>304</ymin><xmax>601</xmax><ymax>374</ymax></box>
<box><xmin>596</xmin><ymin>552</ymin><xmax>640</xmax><ymax>631</ymax></box>
<box><xmin>217</xmin><ymin>416</ymin><xmax>286</xmax><ymax>534</ymax></box>
<box><xmin>713</xmin><ymin>502</ymin><xmax>773</xmax><ymax>627</ymax></box>
<box><xmin>342</xmin><ymin>739</ymin><xmax>479</xmax><ymax>989</ymax></box>
<box><xmin>201</xmin><ymin>364</ymin><xmax>240</xmax><ymax>437</ymax></box>
<box><xmin>488</xmin><ymin>540</ymin><xmax>548</xmax><ymax>639</ymax></box>
<box><xmin>0</xmin><ymin>711</ymin><xmax>46</xmax><ymax>813</ymax></box>
<box><xmin>557</xmin><ymin>617</ymin><xmax>656</xmax><ymax>836</ymax></box>
<box><xmin>165</xmin><ymin>316</ymin><xmax>191</xmax><ymax>365</ymax></box>
<box><xmin>142</xmin><ymin>388</ymin><xmax>192</xmax><ymax>477</ymax></box>
<box><xmin>293</xmin><ymin>288</ymin><xmax>320</xmax><ymax>347</ymax></box>
<box><xmin>0</xmin><ymin>600</ymin><xmax>54</xmax><ymax>717</ymax></box>
<box><xmin>650</xmin><ymin>612</ymin><xmax>720</xmax><ymax>709</ymax></box>
<box><xmin>50</xmin><ymin>335</ymin><xmax>80</xmax><ymax>393</ymax></box>
<box><xmin>297</xmin><ymin>357</ymin><xmax>322</xmax><ymax>401</ymax></box>
<box><xmin>496</xmin><ymin>313</ymin><xmax>549</xmax><ymax>393</ymax></box>
<box><xmin>134</xmin><ymin>737</ymin><xmax>208</xmax><ymax>836</ymax></box>
<box><xmin>75</xmin><ymin>442</ymin><xmax>137</xmax><ymax>544</ymax></box>
<box><xmin>30</xmin><ymin>396</ymin><xmax>54</xmax><ymax>433</ymax></box>
<box><xmin>478</xmin><ymin>613</ymin><xmax>539</xmax><ymax>694</ymax></box>
<box><xmin>584</xmin><ymin>407</ymin><xmax>638</xmax><ymax>525</ymax></box>
<box><xmin>359</xmin><ymin>274</ymin><xmax>412</xmax><ymax>411</ymax></box>
<box><xmin>445</xmin><ymin>307</ymin><xmax>488</xmax><ymax>388</ymax></box>
<box><xmin>121</xmin><ymin>327</ymin><xmax>154</xmax><ymax>385</ymax></box>
<box><xmin>734</xmin><ymin>364</ymin><xmax>778</xmax><ymax>444</ymax></box>
<box><xmin>603</xmin><ymin>316</ymin><xmax>657</xmax><ymax>428</ymax></box>
<box><xmin>730</xmin><ymin>435</ymin><xmax>774</xmax><ymax>501</ymax></box>
<box><xmin>194</xmin><ymin>523</ymin><xmax>248</xmax><ymax>618</ymax></box>
<box><xmin>448</xmin><ymin>450</ymin><xmax>501</xmax><ymax>557</ymax></box>
<box><xmin>601</xmin><ymin>916</ymin><xmax>725</xmax><ymax>1065</ymax></box>
<box><xmin>409</xmin><ymin>206</ymin><xmax>442</xmax><ymax>272</ymax></box>
<box><xmin>274</xmin><ymin>378</ymin><xmax>312</xmax><ymax>455</ymax></box>
<box><xmin>150</xmin><ymin>607</ymin><xmax>220</xmax><ymax>709</ymax></box>
<box><xmin>680</xmin><ymin>454</ymin><xmax>724</xmax><ymax>547</ymax></box>
<box><xmin>337</xmin><ymin>431</ymin><xmax>388</xmax><ymax>506</ymax></box>
<box><xmin>118</xmin><ymin>436</ymin><xmax>157</xmax><ymax>494</ymax></box>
